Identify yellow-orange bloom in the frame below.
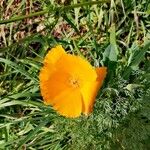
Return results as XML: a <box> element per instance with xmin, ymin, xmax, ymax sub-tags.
<box><xmin>39</xmin><ymin>45</ymin><xmax>107</xmax><ymax>118</ymax></box>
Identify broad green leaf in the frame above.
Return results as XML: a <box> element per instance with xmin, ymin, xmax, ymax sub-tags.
<box><xmin>123</xmin><ymin>41</ymin><xmax>150</xmax><ymax>79</ymax></box>
<box><xmin>109</xmin><ymin>24</ymin><xmax>118</xmax><ymax>56</ymax></box>
<box><xmin>103</xmin><ymin>44</ymin><xmax>117</xmax><ymax>62</ymax></box>
<box><xmin>130</xmin><ymin>41</ymin><xmax>150</xmax><ymax>68</ymax></box>
<box><xmin>103</xmin><ymin>24</ymin><xmax>118</xmax><ymax>62</ymax></box>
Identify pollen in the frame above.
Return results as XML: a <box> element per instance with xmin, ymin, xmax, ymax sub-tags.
<box><xmin>68</xmin><ymin>77</ymin><xmax>80</xmax><ymax>88</ymax></box>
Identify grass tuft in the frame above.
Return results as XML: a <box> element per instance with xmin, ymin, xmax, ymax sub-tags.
<box><xmin>0</xmin><ymin>0</ymin><xmax>150</xmax><ymax>149</ymax></box>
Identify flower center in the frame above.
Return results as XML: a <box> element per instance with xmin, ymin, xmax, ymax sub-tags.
<box><xmin>68</xmin><ymin>77</ymin><xmax>80</xmax><ymax>88</ymax></box>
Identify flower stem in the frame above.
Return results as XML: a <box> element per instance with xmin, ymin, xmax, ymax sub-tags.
<box><xmin>0</xmin><ymin>0</ymin><xmax>109</xmax><ymax>25</ymax></box>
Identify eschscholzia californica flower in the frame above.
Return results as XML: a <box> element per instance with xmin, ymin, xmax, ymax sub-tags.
<box><xmin>39</xmin><ymin>45</ymin><xmax>107</xmax><ymax>118</ymax></box>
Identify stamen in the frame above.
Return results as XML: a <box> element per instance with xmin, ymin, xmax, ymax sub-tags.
<box><xmin>68</xmin><ymin>77</ymin><xmax>79</xmax><ymax>88</ymax></box>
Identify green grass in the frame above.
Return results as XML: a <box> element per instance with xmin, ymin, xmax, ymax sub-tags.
<box><xmin>0</xmin><ymin>0</ymin><xmax>150</xmax><ymax>149</ymax></box>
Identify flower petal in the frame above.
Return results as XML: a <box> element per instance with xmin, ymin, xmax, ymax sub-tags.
<box><xmin>44</xmin><ymin>45</ymin><xmax>66</xmax><ymax>65</ymax></box>
<box><xmin>40</xmin><ymin>69</ymin><xmax>71</xmax><ymax>105</ymax></box>
<box><xmin>53</xmin><ymin>88</ymin><xmax>82</xmax><ymax>118</ymax></box>
<box><xmin>39</xmin><ymin>45</ymin><xmax>66</xmax><ymax>82</ymax></box>
<box><xmin>55</xmin><ymin>54</ymin><xmax>97</xmax><ymax>82</ymax></box>
<box><xmin>95</xmin><ymin>67</ymin><xmax>107</xmax><ymax>82</ymax></box>
<box><xmin>80</xmin><ymin>67</ymin><xmax>107</xmax><ymax>115</ymax></box>
<box><xmin>40</xmin><ymin>45</ymin><xmax>68</xmax><ymax>104</ymax></box>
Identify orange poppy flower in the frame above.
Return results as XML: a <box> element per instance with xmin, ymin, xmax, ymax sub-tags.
<box><xmin>39</xmin><ymin>45</ymin><xmax>107</xmax><ymax>118</ymax></box>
